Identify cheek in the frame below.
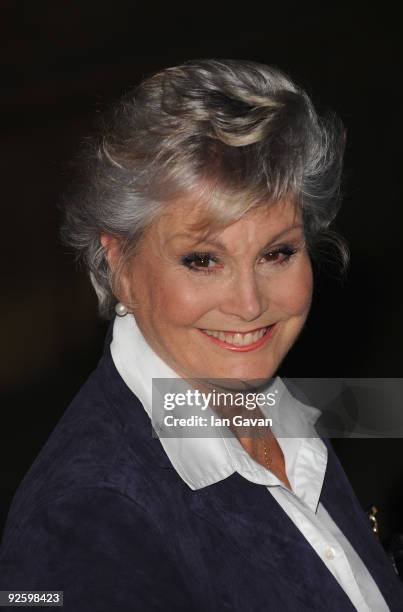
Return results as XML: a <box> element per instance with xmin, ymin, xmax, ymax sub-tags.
<box><xmin>273</xmin><ymin>259</ymin><xmax>313</xmax><ymax>316</ymax></box>
<box><xmin>142</xmin><ymin>272</ymin><xmax>215</xmax><ymax>328</ymax></box>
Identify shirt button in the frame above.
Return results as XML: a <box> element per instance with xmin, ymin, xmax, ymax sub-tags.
<box><xmin>324</xmin><ymin>546</ymin><xmax>336</xmax><ymax>560</ymax></box>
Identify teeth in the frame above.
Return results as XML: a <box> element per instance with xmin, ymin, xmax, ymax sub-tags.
<box><xmin>202</xmin><ymin>327</ymin><xmax>268</xmax><ymax>346</ymax></box>
<box><xmin>244</xmin><ymin>332</ymin><xmax>253</xmax><ymax>345</ymax></box>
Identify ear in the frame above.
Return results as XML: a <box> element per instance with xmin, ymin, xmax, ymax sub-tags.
<box><xmin>100</xmin><ymin>233</ymin><xmax>121</xmax><ymax>269</ymax></box>
<box><xmin>100</xmin><ymin>233</ymin><xmax>133</xmax><ymax>307</ymax></box>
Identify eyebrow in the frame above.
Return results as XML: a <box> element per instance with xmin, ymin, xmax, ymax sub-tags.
<box><xmin>168</xmin><ymin>223</ymin><xmax>304</xmax><ymax>253</ymax></box>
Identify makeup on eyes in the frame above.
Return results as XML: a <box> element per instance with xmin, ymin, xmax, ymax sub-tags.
<box><xmin>180</xmin><ymin>243</ymin><xmax>300</xmax><ymax>274</ymax></box>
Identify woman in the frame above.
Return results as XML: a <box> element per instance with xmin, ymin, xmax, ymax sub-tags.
<box><xmin>0</xmin><ymin>59</ymin><xmax>401</xmax><ymax>611</ymax></box>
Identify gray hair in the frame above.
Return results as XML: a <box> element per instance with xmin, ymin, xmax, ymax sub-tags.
<box><xmin>60</xmin><ymin>59</ymin><xmax>348</xmax><ymax>319</ymax></box>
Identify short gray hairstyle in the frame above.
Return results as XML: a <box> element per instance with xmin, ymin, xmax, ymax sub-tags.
<box><xmin>60</xmin><ymin>59</ymin><xmax>348</xmax><ymax>319</ymax></box>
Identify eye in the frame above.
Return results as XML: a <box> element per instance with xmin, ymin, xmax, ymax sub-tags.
<box><xmin>181</xmin><ymin>245</ymin><xmax>298</xmax><ymax>274</ymax></box>
<box><xmin>181</xmin><ymin>251</ymin><xmax>220</xmax><ymax>273</ymax></box>
<box><xmin>261</xmin><ymin>246</ymin><xmax>297</xmax><ymax>265</ymax></box>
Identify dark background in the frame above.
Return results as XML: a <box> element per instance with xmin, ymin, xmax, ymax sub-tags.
<box><xmin>1</xmin><ymin>2</ymin><xmax>402</xmax><ymax>543</ymax></box>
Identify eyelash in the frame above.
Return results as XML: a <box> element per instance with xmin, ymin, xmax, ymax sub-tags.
<box><xmin>181</xmin><ymin>246</ymin><xmax>298</xmax><ymax>274</ymax></box>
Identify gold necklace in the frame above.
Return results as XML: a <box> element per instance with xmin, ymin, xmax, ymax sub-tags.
<box><xmin>263</xmin><ymin>439</ymin><xmax>270</xmax><ymax>470</ymax></box>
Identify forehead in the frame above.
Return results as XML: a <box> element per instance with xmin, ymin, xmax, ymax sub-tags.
<box><xmin>149</xmin><ymin>196</ymin><xmax>302</xmax><ymax>247</ymax></box>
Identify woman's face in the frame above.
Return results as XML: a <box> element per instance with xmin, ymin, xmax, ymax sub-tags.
<box><xmin>118</xmin><ymin>197</ymin><xmax>313</xmax><ymax>382</ymax></box>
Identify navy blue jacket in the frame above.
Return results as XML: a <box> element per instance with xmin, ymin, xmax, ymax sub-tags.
<box><xmin>1</xmin><ymin>320</ymin><xmax>402</xmax><ymax>611</ymax></box>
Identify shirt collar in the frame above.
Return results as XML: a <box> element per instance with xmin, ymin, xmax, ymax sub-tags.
<box><xmin>110</xmin><ymin>313</ymin><xmax>327</xmax><ymax>511</ymax></box>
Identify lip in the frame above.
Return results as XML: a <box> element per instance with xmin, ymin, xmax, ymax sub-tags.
<box><xmin>197</xmin><ymin>324</ymin><xmax>276</xmax><ymax>352</ymax></box>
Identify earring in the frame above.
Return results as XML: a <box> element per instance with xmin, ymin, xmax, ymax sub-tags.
<box><xmin>115</xmin><ymin>302</ymin><xmax>128</xmax><ymax>317</ymax></box>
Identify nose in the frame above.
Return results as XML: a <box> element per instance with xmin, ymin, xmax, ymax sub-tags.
<box><xmin>218</xmin><ymin>269</ymin><xmax>268</xmax><ymax>323</ymax></box>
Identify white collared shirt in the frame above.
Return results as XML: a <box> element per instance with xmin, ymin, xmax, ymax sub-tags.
<box><xmin>111</xmin><ymin>313</ymin><xmax>389</xmax><ymax>612</ymax></box>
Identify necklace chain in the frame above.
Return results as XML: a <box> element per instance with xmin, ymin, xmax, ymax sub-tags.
<box><xmin>263</xmin><ymin>440</ymin><xmax>270</xmax><ymax>470</ymax></box>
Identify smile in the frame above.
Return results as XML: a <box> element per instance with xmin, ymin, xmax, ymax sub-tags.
<box><xmin>198</xmin><ymin>325</ymin><xmax>276</xmax><ymax>352</ymax></box>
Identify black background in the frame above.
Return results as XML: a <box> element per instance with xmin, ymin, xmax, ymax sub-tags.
<box><xmin>1</xmin><ymin>2</ymin><xmax>402</xmax><ymax>542</ymax></box>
